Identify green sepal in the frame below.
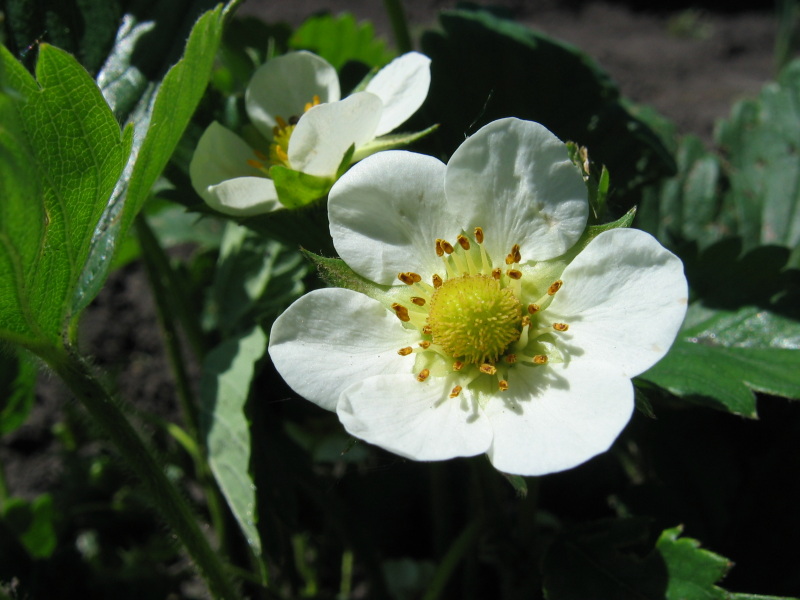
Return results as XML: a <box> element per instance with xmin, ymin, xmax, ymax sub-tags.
<box><xmin>336</xmin><ymin>143</ymin><xmax>357</xmax><ymax>178</ymax></box>
<box><xmin>566</xmin><ymin>140</ymin><xmax>612</xmax><ymax>223</ymax></box>
<box><xmin>271</xmin><ymin>166</ymin><xmax>334</xmax><ymax>209</ymax></box>
<box><xmin>352</xmin><ymin>124</ymin><xmax>440</xmax><ymax>163</ymax></box>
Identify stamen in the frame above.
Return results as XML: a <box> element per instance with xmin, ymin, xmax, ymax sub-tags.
<box><xmin>432</xmin><ymin>274</ymin><xmax>443</xmax><ymax>288</ymax></box>
<box><xmin>449</xmin><ymin>385</ymin><xmax>463</xmax><ymax>398</ymax></box>
<box><xmin>492</xmin><ymin>268</ymin><xmax>502</xmax><ymax>280</ymax></box>
<box><xmin>247</xmin><ymin>159</ymin><xmax>264</xmax><ymax>170</ymax></box>
<box><xmin>533</xmin><ymin>355</ymin><xmax>548</xmax><ymax>364</ymax></box>
<box><xmin>419</xmin><ymin>341</ymin><xmax>431</xmax><ymax>349</ymax></box>
<box><xmin>553</xmin><ymin>323</ymin><xmax>569</xmax><ymax>332</ymax></box>
<box><xmin>275</xmin><ymin>146</ymin><xmax>289</xmax><ymax>165</ymax></box>
<box><xmin>276</xmin><ymin>116</ymin><xmax>288</xmax><ymax>130</ymax></box>
<box><xmin>506</xmin><ymin>269</ymin><xmax>522</xmax><ymax>280</ymax></box>
<box><xmin>474</xmin><ymin>227</ymin><xmax>484</xmax><ymax>243</ymax></box>
<box><xmin>548</xmin><ymin>280</ymin><xmax>563</xmax><ymax>295</ymax></box>
<box><xmin>254</xmin><ymin>149</ymin><xmax>268</xmax><ymax>161</ymax></box>
<box><xmin>435</xmin><ymin>239</ymin><xmax>444</xmax><ymax>257</ymax></box>
<box><xmin>398</xmin><ymin>347</ymin><xmax>413</xmax><ymax>356</ymax></box>
<box><xmin>422</xmin><ymin>325</ymin><xmax>432</xmax><ymax>335</ymax></box>
<box><xmin>441</xmin><ymin>240</ymin><xmax>454</xmax><ymax>254</ymax></box>
<box><xmin>505</xmin><ymin>354</ymin><xmax>517</xmax><ymax>364</ymax></box>
<box><xmin>512</xmin><ymin>244</ymin><xmax>522</xmax><ymax>263</ymax></box>
<box><xmin>528</xmin><ymin>304</ymin><xmax>540</xmax><ymax>314</ymax></box>
<box><xmin>453</xmin><ymin>361</ymin><xmax>464</xmax><ymax>371</ymax></box>
<box><xmin>521</xmin><ymin>316</ymin><xmax>531</xmax><ymax>327</ymax></box>
<box><xmin>411</xmin><ymin>297</ymin><xmax>426</xmax><ymax>306</ymax></box>
<box><xmin>398</xmin><ymin>272</ymin><xmax>422</xmax><ymax>285</ymax></box>
<box><xmin>391</xmin><ymin>303</ymin><xmax>410</xmax><ymax>322</ymax></box>
<box><xmin>498</xmin><ymin>379</ymin><xmax>509</xmax><ymax>391</ymax></box>
<box><xmin>479</xmin><ymin>363</ymin><xmax>497</xmax><ymax>375</ymax></box>
<box><xmin>417</xmin><ymin>369</ymin><xmax>430</xmax><ymax>382</ymax></box>
<box><xmin>457</xmin><ymin>235</ymin><xmax>470</xmax><ymax>250</ymax></box>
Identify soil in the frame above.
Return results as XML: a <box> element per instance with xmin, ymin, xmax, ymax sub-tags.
<box><xmin>0</xmin><ymin>0</ymin><xmax>788</xmax><ymax>593</ymax></box>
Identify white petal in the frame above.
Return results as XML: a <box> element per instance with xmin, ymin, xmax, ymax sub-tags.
<box><xmin>190</xmin><ymin>121</ymin><xmax>261</xmax><ymax>199</ymax></box>
<box><xmin>338</xmin><ymin>375</ymin><xmax>493</xmax><ymax>461</ymax></box>
<box><xmin>328</xmin><ymin>150</ymin><xmax>459</xmax><ymax>285</ymax></box>
<box><xmin>206</xmin><ymin>177</ymin><xmax>281</xmax><ymax>216</ymax></box>
<box><xmin>365</xmin><ymin>52</ymin><xmax>431</xmax><ymax>137</ymax></box>
<box><xmin>245</xmin><ymin>51</ymin><xmax>341</xmax><ymax>139</ymax></box>
<box><xmin>445</xmin><ymin>118</ymin><xmax>588</xmax><ymax>264</ymax></box>
<box><xmin>288</xmin><ymin>92</ymin><xmax>382</xmax><ymax>177</ymax></box>
<box><xmin>547</xmin><ymin>228</ymin><xmax>688</xmax><ymax>377</ymax></box>
<box><xmin>483</xmin><ymin>361</ymin><xmax>633</xmax><ymax>476</ymax></box>
<box><xmin>268</xmin><ymin>288</ymin><xmax>417</xmax><ymax>411</ymax></box>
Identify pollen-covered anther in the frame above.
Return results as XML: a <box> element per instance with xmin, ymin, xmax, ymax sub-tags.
<box><xmin>507</xmin><ymin>269</ymin><xmax>522</xmax><ymax>280</ymax></box>
<box><xmin>505</xmin><ymin>354</ymin><xmax>517</xmax><ymax>364</ymax></box>
<box><xmin>391</xmin><ymin>303</ymin><xmax>410</xmax><ymax>322</ymax></box>
<box><xmin>422</xmin><ymin>325</ymin><xmax>432</xmax><ymax>335</ymax></box>
<box><xmin>411</xmin><ymin>297</ymin><xmax>426</xmax><ymax>306</ymax></box>
<box><xmin>498</xmin><ymin>379</ymin><xmax>509</xmax><ymax>391</ymax></box>
<box><xmin>521</xmin><ymin>316</ymin><xmax>531</xmax><ymax>327</ymax></box>
<box><xmin>398</xmin><ymin>272</ymin><xmax>421</xmax><ymax>285</ymax></box>
<box><xmin>457</xmin><ymin>235</ymin><xmax>470</xmax><ymax>250</ymax></box>
<box><xmin>533</xmin><ymin>354</ymin><xmax>548</xmax><ymax>365</ymax></box>
<box><xmin>479</xmin><ymin>363</ymin><xmax>497</xmax><ymax>375</ymax></box>
<box><xmin>304</xmin><ymin>94</ymin><xmax>321</xmax><ymax>112</ymax></box>
<box><xmin>435</xmin><ymin>239</ymin><xmax>444</xmax><ymax>257</ymax></box>
<box><xmin>419</xmin><ymin>341</ymin><xmax>431</xmax><ymax>349</ymax></box>
<box><xmin>449</xmin><ymin>385</ymin><xmax>463</xmax><ymax>398</ymax></box>
<box><xmin>553</xmin><ymin>323</ymin><xmax>569</xmax><ymax>332</ymax></box>
<box><xmin>441</xmin><ymin>240</ymin><xmax>454</xmax><ymax>254</ymax></box>
<box><xmin>247</xmin><ymin>159</ymin><xmax>264</xmax><ymax>170</ymax></box>
<box><xmin>492</xmin><ymin>268</ymin><xmax>502</xmax><ymax>280</ymax></box>
<box><xmin>398</xmin><ymin>346</ymin><xmax>413</xmax><ymax>356</ymax></box>
<box><xmin>527</xmin><ymin>304</ymin><xmax>540</xmax><ymax>314</ymax></box>
<box><xmin>417</xmin><ymin>369</ymin><xmax>430</xmax><ymax>382</ymax></box>
<box><xmin>453</xmin><ymin>360</ymin><xmax>464</xmax><ymax>371</ymax></box>
<box><xmin>275</xmin><ymin>146</ymin><xmax>289</xmax><ymax>164</ymax></box>
<box><xmin>474</xmin><ymin>227</ymin><xmax>484</xmax><ymax>243</ymax></box>
<box><xmin>275</xmin><ymin>116</ymin><xmax>289</xmax><ymax>131</ymax></box>
<box><xmin>505</xmin><ymin>244</ymin><xmax>521</xmax><ymax>265</ymax></box>
<box><xmin>548</xmin><ymin>280</ymin><xmax>563</xmax><ymax>295</ymax></box>
<box><xmin>432</xmin><ymin>274</ymin><xmax>443</xmax><ymax>288</ymax></box>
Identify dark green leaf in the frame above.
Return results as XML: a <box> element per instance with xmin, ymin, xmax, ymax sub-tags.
<box><xmin>2</xmin><ymin>494</ymin><xmax>57</xmax><ymax>559</ymax></box>
<box><xmin>289</xmin><ymin>12</ymin><xmax>395</xmax><ymax>70</ymax></box>
<box><xmin>420</xmin><ymin>8</ymin><xmax>675</xmax><ymax>212</ymax></box>
<box><xmin>270</xmin><ymin>165</ymin><xmax>334</xmax><ymax>209</ymax></box>
<box><xmin>0</xmin><ymin>43</ymin><xmax>131</xmax><ymax>350</ymax></box>
<box><xmin>199</xmin><ymin>326</ymin><xmax>266</xmax><ymax>556</ymax></box>
<box><xmin>0</xmin><ymin>350</ymin><xmax>37</xmax><ymax>435</ymax></box>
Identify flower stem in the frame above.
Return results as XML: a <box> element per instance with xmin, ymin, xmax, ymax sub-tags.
<box><xmin>383</xmin><ymin>0</ymin><xmax>413</xmax><ymax>53</ymax></box>
<box><xmin>421</xmin><ymin>518</ymin><xmax>483</xmax><ymax>600</ymax></box>
<box><xmin>46</xmin><ymin>345</ymin><xmax>239</xmax><ymax>600</ymax></box>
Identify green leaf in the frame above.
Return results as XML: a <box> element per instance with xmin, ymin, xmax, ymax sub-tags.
<box><xmin>210</xmin><ymin>223</ymin><xmax>308</xmax><ymax>336</ymax></box>
<box><xmin>2</xmin><ymin>494</ymin><xmax>57</xmax><ymax>559</ymax></box>
<box><xmin>199</xmin><ymin>326</ymin><xmax>266</xmax><ymax>556</ymax></box>
<box><xmin>271</xmin><ymin>165</ymin><xmax>334</xmax><ymax>209</ymax></box>
<box><xmin>0</xmin><ymin>43</ymin><xmax>131</xmax><ymax>351</ymax></box>
<box><xmin>641</xmin><ymin>304</ymin><xmax>800</xmax><ymax>417</ymax></box>
<box><xmin>289</xmin><ymin>12</ymin><xmax>395</xmax><ymax>70</ymax></box>
<box><xmin>351</xmin><ymin>124</ymin><xmax>439</xmax><ymax>163</ymax></box>
<box><xmin>74</xmin><ymin>4</ymin><xmax>230</xmax><ymax>316</ymax></box>
<box><xmin>0</xmin><ymin>350</ymin><xmax>37</xmax><ymax>435</ymax></box>
<box><xmin>420</xmin><ymin>8</ymin><xmax>675</xmax><ymax>212</ymax></box>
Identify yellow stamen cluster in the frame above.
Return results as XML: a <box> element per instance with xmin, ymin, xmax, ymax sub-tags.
<box><xmin>392</xmin><ymin>227</ymin><xmax>571</xmax><ymax>395</ymax></box>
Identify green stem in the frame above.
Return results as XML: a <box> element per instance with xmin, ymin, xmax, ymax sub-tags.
<box><xmin>47</xmin><ymin>346</ymin><xmax>239</xmax><ymax>600</ymax></box>
<box><xmin>421</xmin><ymin>518</ymin><xmax>483</xmax><ymax>600</ymax></box>
<box><xmin>383</xmin><ymin>0</ymin><xmax>413</xmax><ymax>53</ymax></box>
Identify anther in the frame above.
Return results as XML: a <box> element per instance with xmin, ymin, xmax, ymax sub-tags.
<box><xmin>492</xmin><ymin>268</ymin><xmax>502</xmax><ymax>280</ymax></box>
<box><xmin>479</xmin><ymin>363</ymin><xmax>497</xmax><ymax>375</ymax></box>
<box><xmin>453</xmin><ymin>361</ymin><xmax>464</xmax><ymax>371</ymax></box>
<box><xmin>505</xmin><ymin>354</ymin><xmax>517</xmax><ymax>364</ymax></box>
<box><xmin>254</xmin><ymin>149</ymin><xmax>268</xmax><ymax>161</ymax></box>
<box><xmin>441</xmin><ymin>240</ymin><xmax>454</xmax><ymax>254</ymax></box>
<box><xmin>247</xmin><ymin>159</ymin><xmax>264</xmax><ymax>169</ymax></box>
<box><xmin>411</xmin><ymin>297</ymin><xmax>426</xmax><ymax>306</ymax></box>
<box><xmin>275</xmin><ymin>146</ymin><xmax>289</xmax><ymax>164</ymax></box>
<box><xmin>391</xmin><ymin>303</ymin><xmax>410</xmax><ymax>322</ymax></box>
<box><xmin>417</xmin><ymin>369</ymin><xmax>430</xmax><ymax>382</ymax></box>
<box><xmin>521</xmin><ymin>316</ymin><xmax>531</xmax><ymax>327</ymax></box>
<box><xmin>398</xmin><ymin>272</ymin><xmax>421</xmax><ymax>285</ymax></box>
<box><xmin>457</xmin><ymin>235</ymin><xmax>470</xmax><ymax>250</ymax></box>
<box><xmin>474</xmin><ymin>227</ymin><xmax>484</xmax><ymax>243</ymax></box>
<box><xmin>432</xmin><ymin>274</ymin><xmax>443</xmax><ymax>288</ymax></box>
<box><xmin>398</xmin><ymin>347</ymin><xmax>413</xmax><ymax>356</ymax></box>
<box><xmin>548</xmin><ymin>280</ymin><xmax>563</xmax><ymax>295</ymax></box>
<box><xmin>435</xmin><ymin>239</ymin><xmax>444</xmax><ymax>257</ymax></box>
<box><xmin>511</xmin><ymin>244</ymin><xmax>521</xmax><ymax>263</ymax></box>
<box><xmin>276</xmin><ymin>116</ymin><xmax>288</xmax><ymax>130</ymax></box>
<box><xmin>449</xmin><ymin>386</ymin><xmax>463</xmax><ymax>398</ymax></box>
<box><xmin>527</xmin><ymin>304</ymin><xmax>540</xmax><ymax>314</ymax></box>
<box><xmin>507</xmin><ymin>269</ymin><xmax>522</xmax><ymax>280</ymax></box>
<box><xmin>422</xmin><ymin>325</ymin><xmax>432</xmax><ymax>335</ymax></box>
<box><xmin>553</xmin><ymin>323</ymin><xmax>569</xmax><ymax>332</ymax></box>
<box><xmin>498</xmin><ymin>380</ymin><xmax>509</xmax><ymax>391</ymax></box>
<box><xmin>419</xmin><ymin>341</ymin><xmax>431</xmax><ymax>349</ymax></box>
<box><xmin>533</xmin><ymin>355</ymin><xmax>548</xmax><ymax>365</ymax></box>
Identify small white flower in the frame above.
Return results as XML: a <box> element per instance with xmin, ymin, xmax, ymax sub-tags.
<box><xmin>190</xmin><ymin>50</ymin><xmax>431</xmax><ymax>216</ymax></box>
<box><xmin>269</xmin><ymin>118</ymin><xmax>688</xmax><ymax>476</ymax></box>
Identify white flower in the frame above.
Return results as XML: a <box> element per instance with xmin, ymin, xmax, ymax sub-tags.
<box><xmin>269</xmin><ymin>118</ymin><xmax>688</xmax><ymax>476</ymax></box>
<box><xmin>190</xmin><ymin>50</ymin><xmax>431</xmax><ymax>216</ymax></box>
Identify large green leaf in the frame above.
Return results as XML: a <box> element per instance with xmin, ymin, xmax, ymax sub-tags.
<box><xmin>199</xmin><ymin>326</ymin><xmax>266</xmax><ymax>556</ymax></box>
<box><xmin>420</xmin><ymin>8</ymin><xmax>675</xmax><ymax>212</ymax></box>
<box><xmin>641</xmin><ymin>304</ymin><xmax>800</xmax><ymax>417</ymax></box>
<box><xmin>0</xmin><ymin>350</ymin><xmax>37</xmax><ymax>435</ymax></box>
<box><xmin>0</xmin><ymin>43</ymin><xmax>131</xmax><ymax>350</ymax></box>
<box><xmin>542</xmin><ymin>521</ymin><xmax>798</xmax><ymax>600</ymax></box>
<box><xmin>73</xmin><ymin>3</ymin><xmax>231</xmax><ymax>316</ymax></box>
